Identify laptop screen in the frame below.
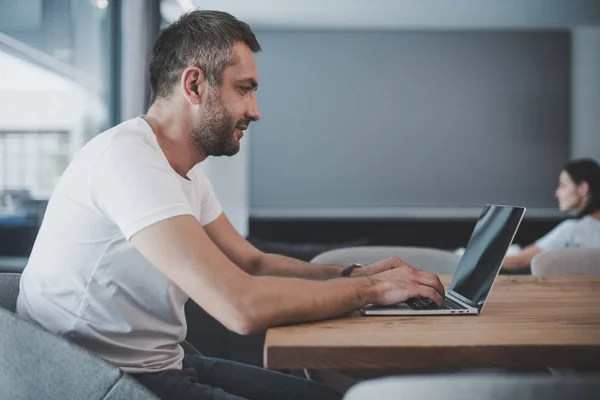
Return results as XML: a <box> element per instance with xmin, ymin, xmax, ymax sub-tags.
<box><xmin>449</xmin><ymin>205</ymin><xmax>526</xmax><ymax>310</ymax></box>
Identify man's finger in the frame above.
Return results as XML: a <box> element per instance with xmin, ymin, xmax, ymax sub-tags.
<box><xmin>413</xmin><ymin>285</ymin><xmax>445</xmax><ymax>307</ymax></box>
<box><xmin>388</xmin><ymin>257</ymin><xmax>416</xmax><ymax>270</ymax></box>
<box><xmin>413</xmin><ymin>271</ymin><xmax>445</xmax><ymax>298</ymax></box>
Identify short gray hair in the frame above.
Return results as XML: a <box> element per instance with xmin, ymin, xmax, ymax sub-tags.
<box><xmin>149</xmin><ymin>10</ymin><xmax>261</xmax><ymax>101</ymax></box>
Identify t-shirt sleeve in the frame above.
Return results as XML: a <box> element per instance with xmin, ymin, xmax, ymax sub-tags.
<box><xmin>194</xmin><ymin>168</ymin><xmax>223</xmax><ymax>226</ymax></box>
<box><xmin>535</xmin><ymin>219</ymin><xmax>576</xmax><ymax>252</ymax></box>
<box><xmin>92</xmin><ymin>137</ymin><xmax>195</xmax><ymax>240</ymax></box>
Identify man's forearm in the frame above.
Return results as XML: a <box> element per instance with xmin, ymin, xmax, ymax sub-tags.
<box><xmin>252</xmin><ymin>252</ymin><xmax>344</xmax><ymax>280</ymax></box>
<box><xmin>239</xmin><ymin>275</ymin><xmax>376</xmax><ymax>333</ymax></box>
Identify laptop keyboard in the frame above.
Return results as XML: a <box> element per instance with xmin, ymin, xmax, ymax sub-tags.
<box><xmin>405</xmin><ymin>297</ymin><xmax>467</xmax><ymax>310</ymax></box>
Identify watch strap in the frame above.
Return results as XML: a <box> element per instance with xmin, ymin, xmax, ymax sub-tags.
<box><xmin>341</xmin><ymin>263</ymin><xmax>363</xmax><ymax>277</ymax></box>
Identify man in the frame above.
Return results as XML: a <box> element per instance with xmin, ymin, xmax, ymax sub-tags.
<box><xmin>17</xmin><ymin>10</ymin><xmax>444</xmax><ymax>400</ymax></box>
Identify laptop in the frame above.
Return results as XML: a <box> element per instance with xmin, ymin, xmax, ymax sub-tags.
<box><xmin>361</xmin><ymin>204</ymin><xmax>526</xmax><ymax>316</ymax></box>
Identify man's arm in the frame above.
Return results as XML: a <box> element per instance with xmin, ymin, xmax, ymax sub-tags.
<box><xmin>131</xmin><ymin>214</ymin><xmax>445</xmax><ymax>334</ymax></box>
<box><xmin>253</xmin><ymin>253</ymin><xmax>344</xmax><ymax>279</ymax></box>
<box><xmin>250</xmin><ymin>253</ymin><xmax>411</xmax><ymax>280</ymax></box>
<box><xmin>204</xmin><ymin>213</ymin><xmax>400</xmax><ymax>280</ymax></box>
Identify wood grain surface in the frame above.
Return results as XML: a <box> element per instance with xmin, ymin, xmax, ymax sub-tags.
<box><xmin>264</xmin><ymin>276</ymin><xmax>600</xmax><ymax>370</ymax></box>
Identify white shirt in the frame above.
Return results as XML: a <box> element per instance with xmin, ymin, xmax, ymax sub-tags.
<box><xmin>536</xmin><ymin>215</ymin><xmax>600</xmax><ymax>252</ymax></box>
<box><xmin>16</xmin><ymin>117</ymin><xmax>222</xmax><ymax>373</ymax></box>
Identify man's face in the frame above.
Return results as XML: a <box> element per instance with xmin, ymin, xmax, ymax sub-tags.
<box><xmin>191</xmin><ymin>42</ymin><xmax>260</xmax><ymax>157</ymax></box>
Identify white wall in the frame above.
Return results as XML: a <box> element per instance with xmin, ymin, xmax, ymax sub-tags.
<box><xmin>171</xmin><ymin>0</ymin><xmax>600</xmax><ymax>30</ymax></box>
<box><xmin>571</xmin><ymin>27</ymin><xmax>600</xmax><ymax>161</ymax></box>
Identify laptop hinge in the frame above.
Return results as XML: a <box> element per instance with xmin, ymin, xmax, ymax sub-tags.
<box><xmin>447</xmin><ymin>290</ymin><xmax>478</xmax><ymax>310</ymax></box>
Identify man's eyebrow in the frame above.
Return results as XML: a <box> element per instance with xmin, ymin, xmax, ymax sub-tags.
<box><xmin>237</xmin><ymin>77</ymin><xmax>258</xmax><ymax>89</ymax></box>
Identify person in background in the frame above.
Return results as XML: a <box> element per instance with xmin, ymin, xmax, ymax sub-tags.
<box><xmin>502</xmin><ymin>158</ymin><xmax>600</xmax><ymax>272</ymax></box>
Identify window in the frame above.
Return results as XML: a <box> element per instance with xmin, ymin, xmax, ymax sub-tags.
<box><xmin>0</xmin><ymin>0</ymin><xmax>117</xmax><ymax>203</ymax></box>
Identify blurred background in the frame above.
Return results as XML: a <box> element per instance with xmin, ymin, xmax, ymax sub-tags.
<box><xmin>1</xmin><ymin>0</ymin><xmax>599</xmax><ymax>366</ymax></box>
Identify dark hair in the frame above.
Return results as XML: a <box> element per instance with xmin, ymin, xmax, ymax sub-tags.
<box><xmin>149</xmin><ymin>10</ymin><xmax>261</xmax><ymax>101</ymax></box>
<box><xmin>563</xmin><ymin>158</ymin><xmax>600</xmax><ymax>218</ymax></box>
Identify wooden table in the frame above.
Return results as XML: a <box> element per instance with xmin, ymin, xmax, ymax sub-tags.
<box><xmin>264</xmin><ymin>276</ymin><xmax>600</xmax><ymax>370</ymax></box>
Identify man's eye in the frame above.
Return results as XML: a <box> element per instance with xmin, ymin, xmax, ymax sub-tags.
<box><xmin>239</xmin><ymin>86</ymin><xmax>252</xmax><ymax>94</ymax></box>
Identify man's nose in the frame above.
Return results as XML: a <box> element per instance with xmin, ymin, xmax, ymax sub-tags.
<box><xmin>247</xmin><ymin>96</ymin><xmax>260</xmax><ymax>122</ymax></box>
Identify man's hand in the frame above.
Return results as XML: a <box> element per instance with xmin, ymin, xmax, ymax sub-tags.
<box><xmin>362</xmin><ymin>260</ymin><xmax>446</xmax><ymax>307</ymax></box>
<box><xmin>349</xmin><ymin>257</ymin><xmax>413</xmax><ymax>277</ymax></box>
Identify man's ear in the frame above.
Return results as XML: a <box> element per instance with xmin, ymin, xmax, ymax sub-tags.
<box><xmin>180</xmin><ymin>66</ymin><xmax>207</xmax><ymax>105</ymax></box>
<box><xmin>578</xmin><ymin>181</ymin><xmax>590</xmax><ymax>197</ymax></box>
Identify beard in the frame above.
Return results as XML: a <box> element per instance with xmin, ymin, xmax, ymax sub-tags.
<box><xmin>190</xmin><ymin>89</ymin><xmax>244</xmax><ymax>157</ymax></box>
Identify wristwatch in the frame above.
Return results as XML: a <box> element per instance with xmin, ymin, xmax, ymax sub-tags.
<box><xmin>341</xmin><ymin>263</ymin><xmax>363</xmax><ymax>277</ymax></box>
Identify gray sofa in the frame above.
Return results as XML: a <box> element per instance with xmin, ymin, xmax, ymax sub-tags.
<box><xmin>0</xmin><ymin>272</ymin><xmax>159</xmax><ymax>399</ymax></box>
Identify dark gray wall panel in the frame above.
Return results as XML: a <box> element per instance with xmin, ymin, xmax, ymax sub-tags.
<box><xmin>250</xmin><ymin>31</ymin><xmax>570</xmax><ymax>214</ymax></box>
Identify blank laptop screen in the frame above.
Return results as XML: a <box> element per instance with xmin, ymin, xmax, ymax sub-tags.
<box><xmin>449</xmin><ymin>205</ymin><xmax>526</xmax><ymax>310</ymax></box>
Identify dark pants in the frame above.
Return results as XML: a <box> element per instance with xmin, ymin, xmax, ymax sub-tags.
<box><xmin>132</xmin><ymin>355</ymin><xmax>342</xmax><ymax>400</ymax></box>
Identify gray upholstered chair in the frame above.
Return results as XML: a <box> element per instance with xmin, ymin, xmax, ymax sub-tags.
<box><xmin>0</xmin><ymin>271</ymin><xmax>196</xmax><ymax>399</ymax></box>
<box><xmin>343</xmin><ymin>374</ymin><xmax>600</xmax><ymax>400</ymax></box>
<box><xmin>530</xmin><ymin>248</ymin><xmax>600</xmax><ymax>376</ymax></box>
<box><xmin>0</xmin><ymin>272</ymin><xmax>20</xmax><ymax>312</ymax></box>
<box><xmin>0</xmin><ymin>308</ymin><xmax>159</xmax><ymax>400</ymax></box>
<box><xmin>311</xmin><ymin>246</ymin><xmax>461</xmax><ymax>275</ymax></box>
<box><xmin>307</xmin><ymin>246</ymin><xmax>462</xmax><ymax>393</ymax></box>
<box><xmin>531</xmin><ymin>248</ymin><xmax>600</xmax><ymax>276</ymax></box>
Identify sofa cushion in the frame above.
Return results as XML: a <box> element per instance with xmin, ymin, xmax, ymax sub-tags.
<box><xmin>0</xmin><ymin>272</ymin><xmax>21</xmax><ymax>312</ymax></box>
<box><xmin>0</xmin><ymin>308</ymin><xmax>156</xmax><ymax>399</ymax></box>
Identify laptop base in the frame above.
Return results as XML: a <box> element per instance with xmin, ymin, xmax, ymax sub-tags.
<box><xmin>360</xmin><ymin>303</ymin><xmax>478</xmax><ymax>316</ymax></box>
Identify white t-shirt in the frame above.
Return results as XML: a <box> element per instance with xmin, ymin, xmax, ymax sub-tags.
<box><xmin>536</xmin><ymin>215</ymin><xmax>600</xmax><ymax>252</ymax></box>
<box><xmin>16</xmin><ymin>117</ymin><xmax>222</xmax><ymax>373</ymax></box>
